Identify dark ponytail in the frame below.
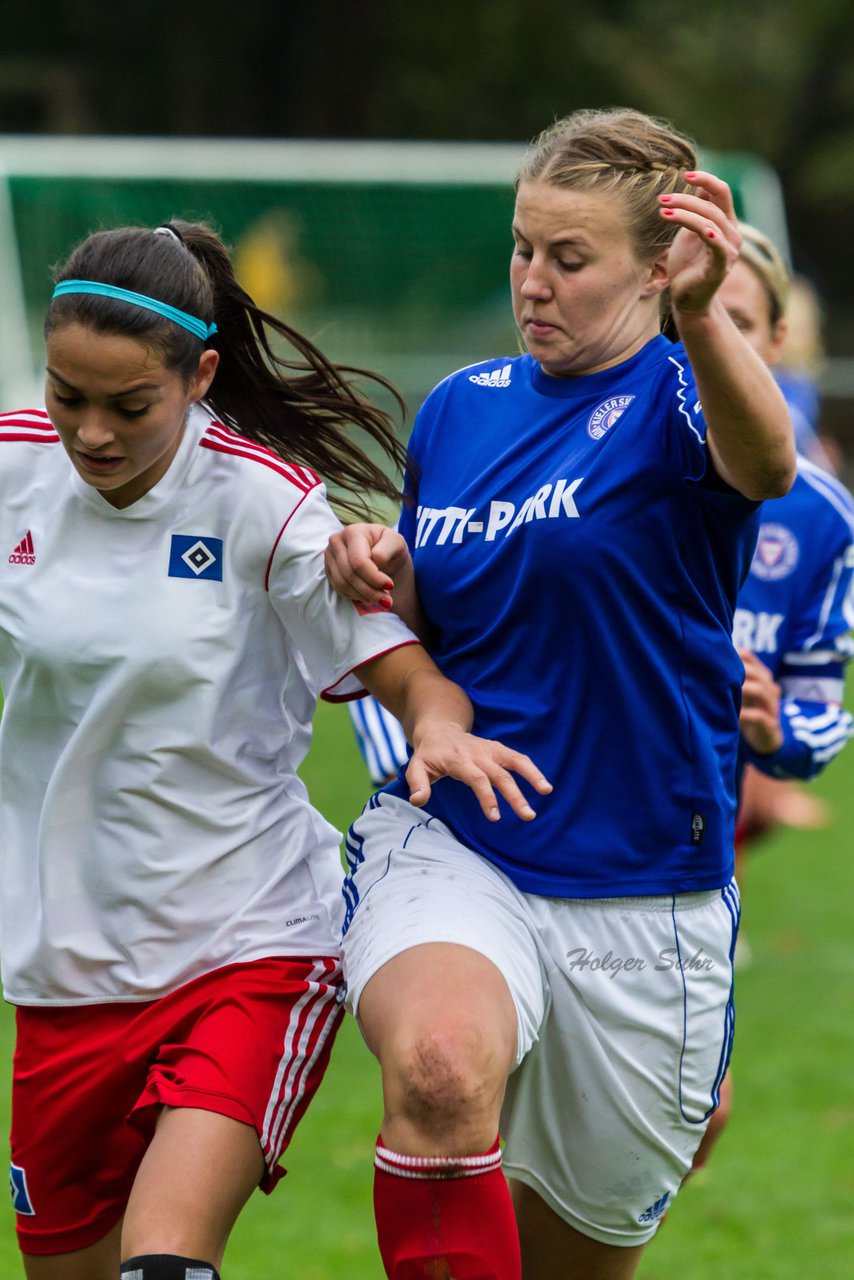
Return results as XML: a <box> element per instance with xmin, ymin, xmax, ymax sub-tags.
<box><xmin>47</xmin><ymin>220</ymin><xmax>408</xmax><ymax>517</ymax></box>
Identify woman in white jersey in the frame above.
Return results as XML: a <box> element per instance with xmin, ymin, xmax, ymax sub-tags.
<box><xmin>0</xmin><ymin>220</ymin><xmax>550</xmax><ymax>1280</ymax></box>
<box><xmin>324</xmin><ymin>109</ymin><xmax>797</xmax><ymax>1280</ymax></box>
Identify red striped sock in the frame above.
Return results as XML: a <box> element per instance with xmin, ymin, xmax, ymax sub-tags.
<box><xmin>373</xmin><ymin>1135</ymin><xmax>521</xmax><ymax>1279</ymax></box>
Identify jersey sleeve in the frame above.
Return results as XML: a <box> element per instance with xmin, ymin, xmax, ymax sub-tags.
<box><xmin>267</xmin><ymin>484</ymin><xmax>419</xmax><ymax>701</ymax></box>
<box><xmin>745</xmin><ymin>521</ymin><xmax>854</xmax><ymax>781</ymax></box>
<box><xmin>657</xmin><ymin>345</ymin><xmax>764</xmax><ymax>507</ymax></box>
<box><xmin>657</xmin><ymin>346</ymin><xmax>712</xmax><ymax>485</ymax></box>
<box><xmin>776</xmin><ymin>519</ymin><xmax>854</xmax><ymax>684</ymax></box>
<box><xmin>741</xmin><ymin>696</ymin><xmax>854</xmax><ymax>780</ymax></box>
<box><xmin>347</xmin><ymin>695</ymin><xmax>410</xmax><ymax>785</ymax></box>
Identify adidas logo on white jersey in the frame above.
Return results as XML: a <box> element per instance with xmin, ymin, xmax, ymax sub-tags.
<box><xmin>469</xmin><ymin>365</ymin><xmax>512</xmax><ymax>388</ymax></box>
<box><xmin>9</xmin><ymin>530</ymin><xmax>35</xmax><ymax>565</ymax></box>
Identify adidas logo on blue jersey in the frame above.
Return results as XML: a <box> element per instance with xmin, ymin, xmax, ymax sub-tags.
<box><xmin>638</xmin><ymin>1191</ymin><xmax>670</xmax><ymax>1224</ymax></box>
<box><xmin>469</xmin><ymin>365</ymin><xmax>512</xmax><ymax>388</ymax></box>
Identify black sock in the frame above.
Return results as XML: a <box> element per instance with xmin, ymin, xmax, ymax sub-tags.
<box><xmin>120</xmin><ymin>1256</ymin><xmax>221</xmax><ymax>1280</ymax></box>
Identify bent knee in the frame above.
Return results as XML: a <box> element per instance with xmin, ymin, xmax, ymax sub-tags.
<box><xmin>383</xmin><ymin>1023</ymin><xmax>511</xmax><ymax>1128</ymax></box>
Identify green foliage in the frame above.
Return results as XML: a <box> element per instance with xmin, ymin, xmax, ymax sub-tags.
<box><xmin>1</xmin><ymin>699</ymin><xmax>853</xmax><ymax>1275</ymax></box>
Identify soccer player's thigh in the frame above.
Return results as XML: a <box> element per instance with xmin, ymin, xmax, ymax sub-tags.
<box><xmin>10</xmin><ymin>1004</ymin><xmax>150</xmax><ymax>1271</ymax></box>
<box><xmin>342</xmin><ymin>795</ymin><xmax>547</xmax><ymax>1083</ymax></box>
<box><xmin>130</xmin><ymin>956</ymin><xmax>344</xmax><ymax>1186</ymax></box>
<box><xmin>501</xmin><ymin>886</ymin><xmax>738</xmax><ymax>1253</ymax></box>
<box><xmin>122</xmin><ymin>955</ymin><xmax>344</xmax><ymax>1262</ymax></box>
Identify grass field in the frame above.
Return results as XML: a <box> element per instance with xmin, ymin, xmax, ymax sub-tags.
<box><xmin>1</xmin><ymin>697</ymin><xmax>853</xmax><ymax>1277</ymax></box>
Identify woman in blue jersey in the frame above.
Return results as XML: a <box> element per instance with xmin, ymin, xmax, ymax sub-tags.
<box><xmin>0</xmin><ymin>221</ymin><xmax>549</xmax><ymax>1280</ymax></box>
<box><xmin>688</xmin><ymin>222</ymin><xmax>854</xmax><ymax>1174</ymax></box>
<box><xmin>324</xmin><ymin>108</ymin><xmax>796</xmax><ymax>1280</ymax></box>
<box><xmin>720</xmin><ymin>224</ymin><xmax>854</xmax><ymax>846</ymax></box>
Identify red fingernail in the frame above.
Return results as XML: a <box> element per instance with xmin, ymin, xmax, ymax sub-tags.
<box><xmin>663</xmin><ymin>209</ymin><xmax>674</xmax><ymax>216</ymax></box>
<box><xmin>659</xmin><ymin>194</ymin><xmax>672</xmax><ymax>203</ymax></box>
<box><xmin>707</xmin><ymin>229</ymin><xmax>716</xmax><ymax>239</ymax></box>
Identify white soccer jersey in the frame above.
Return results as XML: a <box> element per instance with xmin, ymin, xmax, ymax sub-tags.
<box><xmin>0</xmin><ymin>405</ymin><xmax>415</xmax><ymax>1006</ymax></box>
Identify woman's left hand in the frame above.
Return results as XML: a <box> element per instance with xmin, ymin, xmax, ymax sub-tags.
<box><xmin>738</xmin><ymin>648</ymin><xmax>784</xmax><ymax>755</ymax></box>
<box><xmin>660</xmin><ymin>170</ymin><xmax>741</xmax><ymax>316</ymax></box>
<box><xmin>406</xmin><ymin>722</ymin><xmax>553</xmax><ymax>823</ymax></box>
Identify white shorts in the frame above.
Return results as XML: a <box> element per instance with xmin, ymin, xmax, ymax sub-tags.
<box><xmin>341</xmin><ymin>794</ymin><xmax>739</xmax><ymax>1248</ymax></box>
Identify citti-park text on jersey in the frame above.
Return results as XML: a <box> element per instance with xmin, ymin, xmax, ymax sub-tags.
<box><xmin>414</xmin><ymin>477</ymin><xmax>583</xmax><ymax>548</ymax></box>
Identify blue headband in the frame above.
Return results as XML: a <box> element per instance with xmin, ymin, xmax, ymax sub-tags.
<box><xmin>51</xmin><ymin>280</ymin><xmax>217</xmax><ymax>342</ymax></box>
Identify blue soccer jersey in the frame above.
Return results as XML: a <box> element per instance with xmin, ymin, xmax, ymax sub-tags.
<box><xmin>386</xmin><ymin>336</ymin><xmax>761</xmax><ymax>897</ymax></box>
<box><xmin>735</xmin><ymin>456</ymin><xmax>854</xmax><ymax>781</ymax></box>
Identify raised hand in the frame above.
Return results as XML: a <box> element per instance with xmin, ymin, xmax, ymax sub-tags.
<box><xmin>659</xmin><ymin>170</ymin><xmax>742</xmax><ymax>315</ymax></box>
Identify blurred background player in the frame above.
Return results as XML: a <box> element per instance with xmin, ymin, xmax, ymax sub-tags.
<box><xmin>727</xmin><ymin>225</ymin><xmax>854</xmax><ymax>858</ymax></box>
<box><xmin>689</xmin><ymin>221</ymin><xmax>854</xmax><ymax>1172</ymax></box>
<box><xmin>773</xmin><ymin>272</ymin><xmax>842</xmax><ymax>475</ymax></box>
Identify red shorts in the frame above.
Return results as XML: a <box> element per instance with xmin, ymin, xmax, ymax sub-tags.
<box><xmin>10</xmin><ymin>955</ymin><xmax>343</xmax><ymax>1256</ymax></box>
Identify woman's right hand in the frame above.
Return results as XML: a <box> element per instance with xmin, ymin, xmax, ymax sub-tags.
<box><xmin>325</xmin><ymin>523</ymin><xmax>411</xmax><ymax>609</ymax></box>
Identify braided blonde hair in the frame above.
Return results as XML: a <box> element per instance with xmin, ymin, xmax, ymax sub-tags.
<box><xmin>517</xmin><ymin>107</ymin><xmax>698</xmax><ymax>262</ymax></box>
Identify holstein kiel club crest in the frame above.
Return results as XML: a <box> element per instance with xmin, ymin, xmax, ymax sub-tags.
<box><xmin>751</xmin><ymin>523</ymin><xmax>799</xmax><ymax>581</ymax></box>
<box><xmin>587</xmin><ymin>396</ymin><xmax>635</xmax><ymax>440</ymax></box>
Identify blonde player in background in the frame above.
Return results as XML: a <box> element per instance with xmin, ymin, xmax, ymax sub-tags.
<box><xmin>689</xmin><ymin>222</ymin><xmax>854</xmax><ymax>1171</ymax></box>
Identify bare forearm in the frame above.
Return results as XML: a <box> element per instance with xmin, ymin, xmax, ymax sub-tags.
<box><xmin>674</xmin><ymin>300</ymin><xmax>796</xmax><ymax>500</ymax></box>
<box><xmin>357</xmin><ymin>644</ymin><xmax>552</xmax><ymax>821</ymax></box>
<box><xmin>359</xmin><ymin>645</ymin><xmax>471</xmax><ymax>741</ymax></box>
<box><xmin>384</xmin><ymin>558</ymin><xmax>435</xmax><ymax>647</ymax></box>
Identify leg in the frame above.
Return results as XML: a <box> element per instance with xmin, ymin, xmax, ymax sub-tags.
<box><xmin>361</xmin><ymin>943</ymin><xmax>523</xmax><ymax>1279</ymax></box>
<box><xmin>119</xmin><ymin>956</ymin><xmax>341</xmax><ymax>1274</ymax></box>
<box><xmin>360</xmin><ymin>942</ymin><xmax>518</xmax><ymax>1154</ymax></box>
<box><xmin>22</xmin><ymin>1222</ymin><xmax>122</xmax><ymax>1280</ymax></box>
<box><xmin>501</xmin><ymin>888</ymin><xmax>739</xmax><ymax>1271</ymax></box>
<box><xmin>690</xmin><ymin>1070</ymin><xmax>734</xmax><ymax>1173</ymax></box>
<box><xmin>121</xmin><ymin>1107</ymin><xmax>264</xmax><ymax>1271</ymax></box>
<box><xmin>11</xmin><ymin>1004</ymin><xmax>149</xmax><ymax>1273</ymax></box>
<box><xmin>511</xmin><ymin>1182</ymin><xmax>645</xmax><ymax>1280</ymax></box>
<box><xmin>342</xmin><ymin>795</ymin><xmax>549</xmax><ymax>1278</ymax></box>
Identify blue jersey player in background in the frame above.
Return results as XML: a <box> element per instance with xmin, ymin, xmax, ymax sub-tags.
<box><xmin>325</xmin><ymin>108</ymin><xmax>797</xmax><ymax>1280</ymax></box>
<box><xmin>688</xmin><ymin>222</ymin><xmax>854</xmax><ymax>1176</ymax></box>
<box><xmin>724</xmin><ymin>224</ymin><xmax>854</xmax><ymax>795</ymax></box>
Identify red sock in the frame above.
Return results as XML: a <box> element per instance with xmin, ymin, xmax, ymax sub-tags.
<box><xmin>373</xmin><ymin>1136</ymin><xmax>521</xmax><ymax>1280</ymax></box>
